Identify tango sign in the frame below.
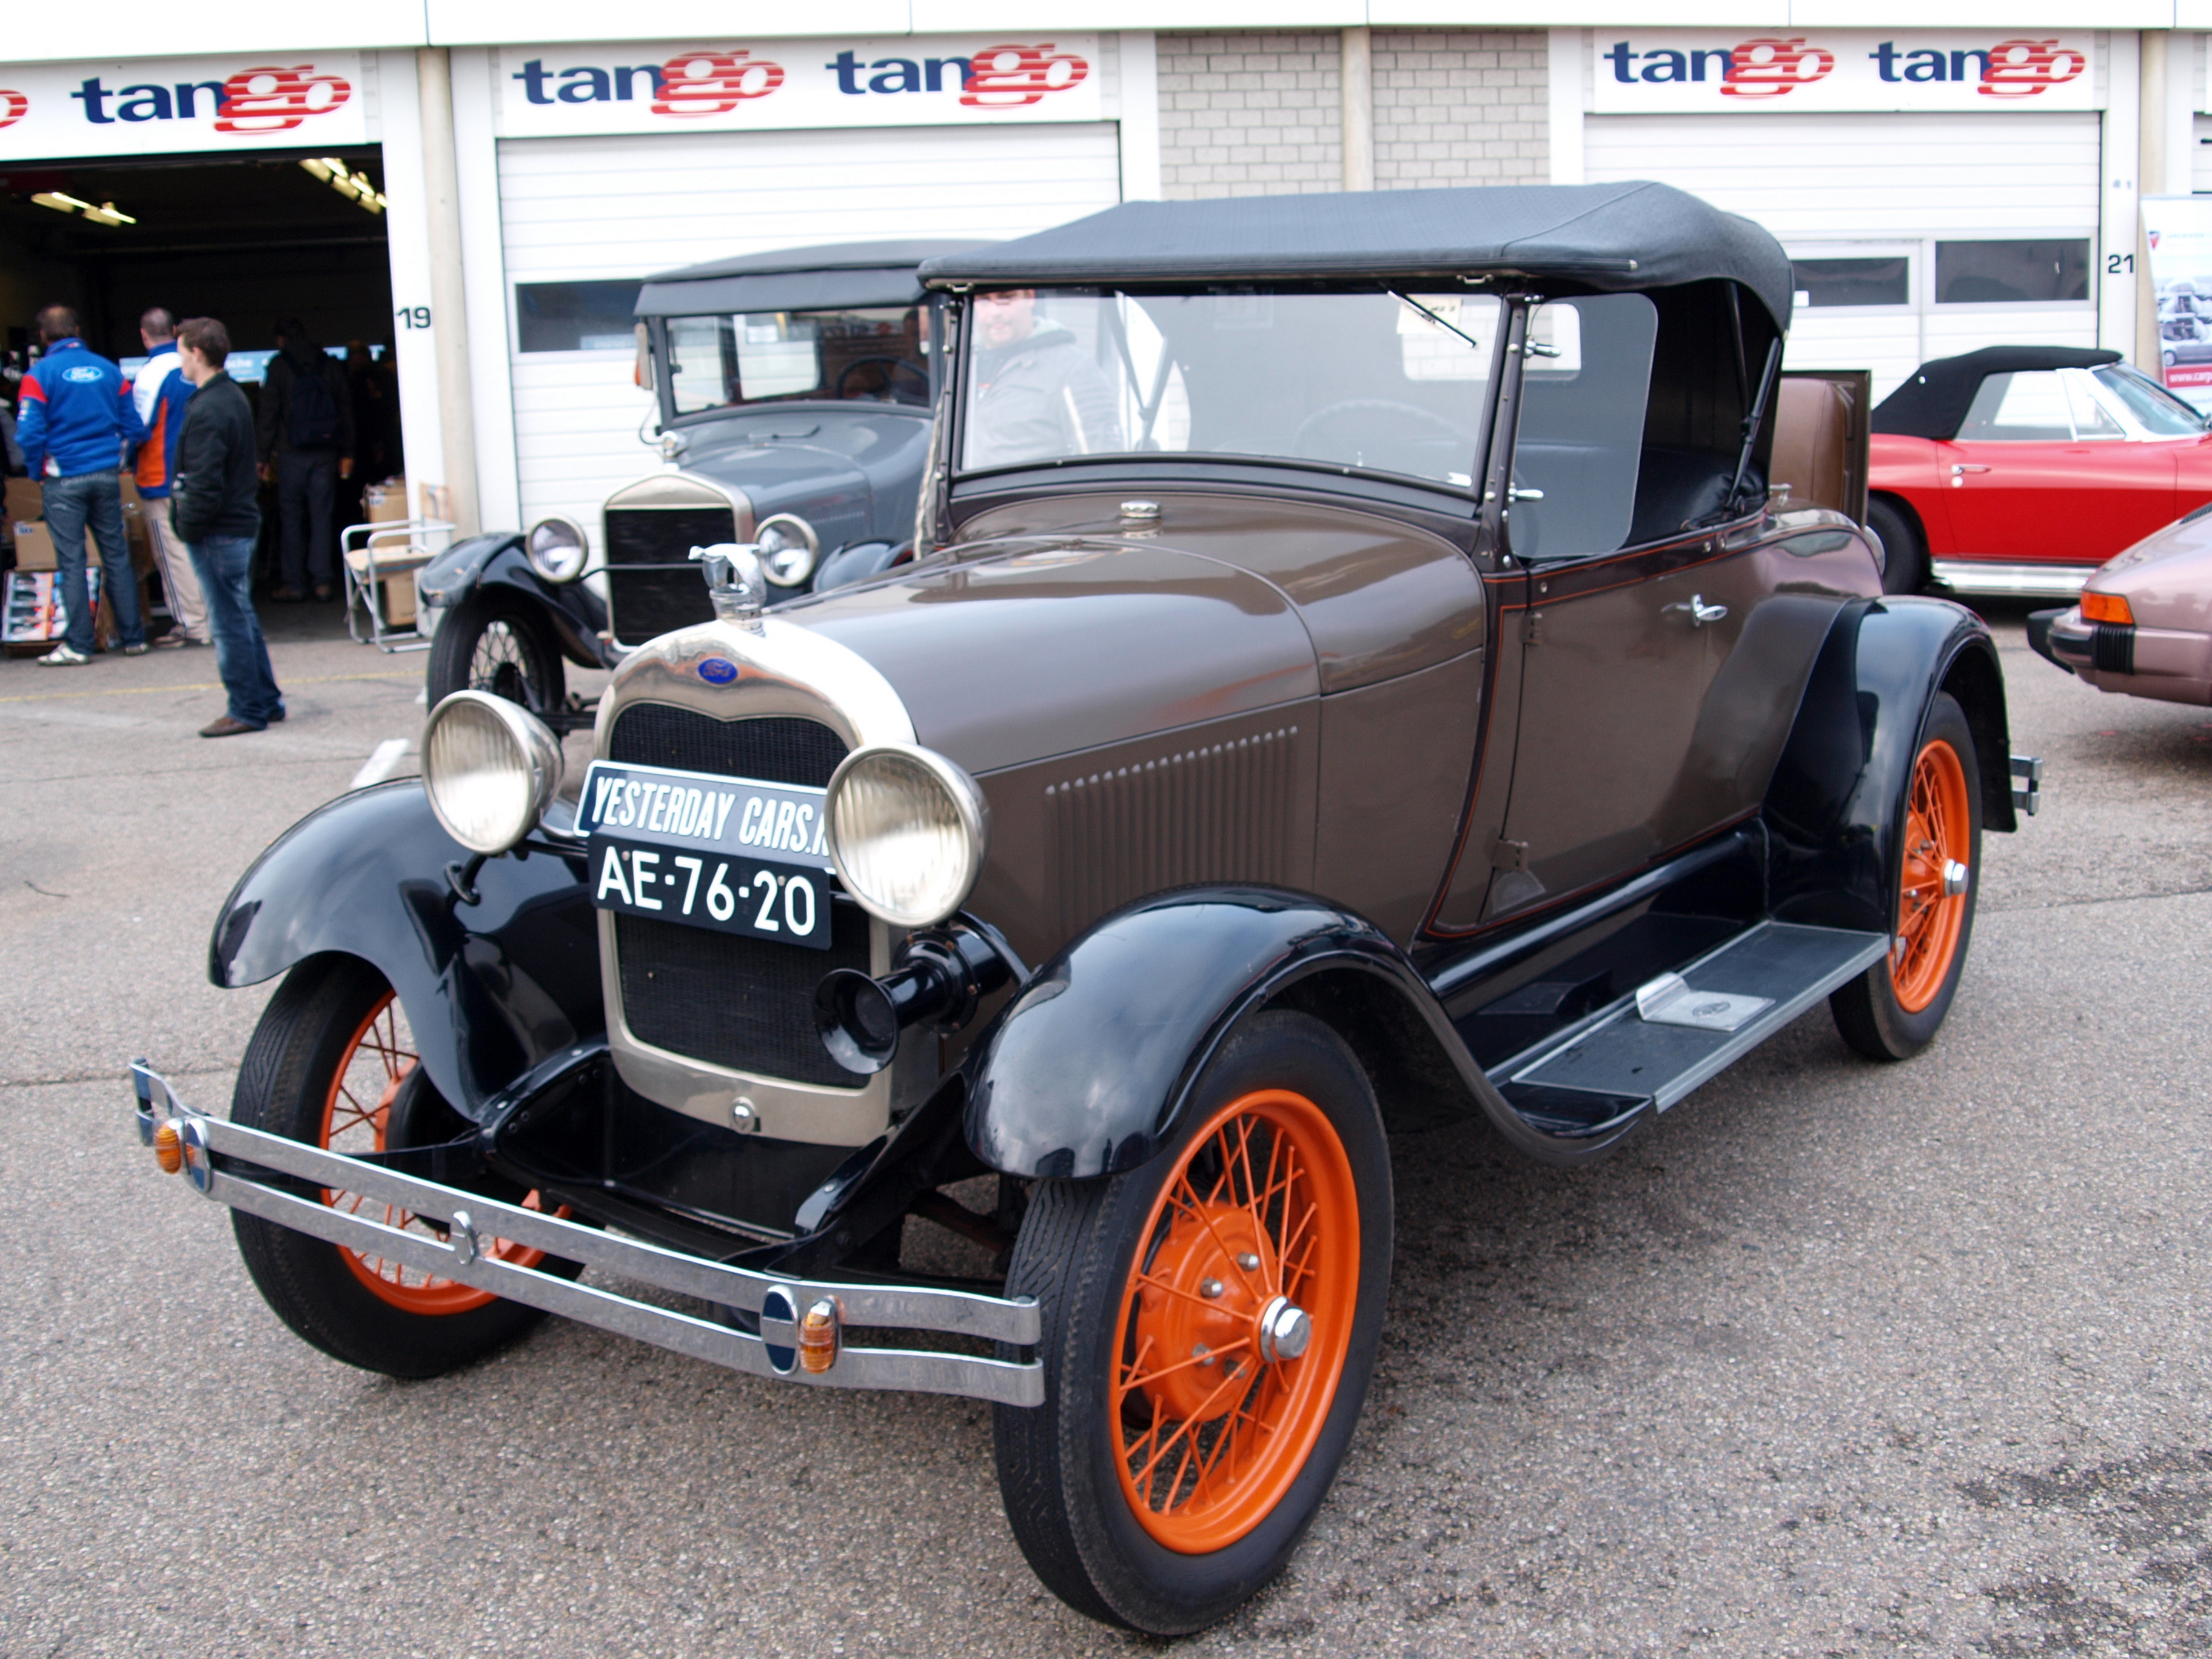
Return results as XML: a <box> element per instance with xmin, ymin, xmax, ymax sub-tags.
<box><xmin>1591</xmin><ymin>32</ymin><xmax>2098</xmax><ymax>114</ymax></box>
<box><xmin>0</xmin><ymin>53</ymin><xmax>366</xmax><ymax>159</ymax></box>
<box><xmin>494</xmin><ymin>36</ymin><xmax>1101</xmax><ymax>137</ymax></box>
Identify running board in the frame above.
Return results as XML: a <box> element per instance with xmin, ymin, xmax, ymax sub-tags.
<box><xmin>1495</xmin><ymin>922</ymin><xmax>1888</xmax><ymax>1122</ymax></box>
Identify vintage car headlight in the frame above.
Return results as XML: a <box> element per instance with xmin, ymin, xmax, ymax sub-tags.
<box><xmin>421</xmin><ymin>691</ymin><xmax>565</xmax><ymax>855</ymax></box>
<box><xmin>525</xmin><ymin>515</ymin><xmax>589</xmax><ymax>583</ymax></box>
<box><xmin>756</xmin><ymin>514</ymin><xmax>820</xmax><ymax>588</ymax></box>
<box><xmin>826</xmin><ymin>745</ymin><xmax>989</xmax><ymax>928</ymax></box>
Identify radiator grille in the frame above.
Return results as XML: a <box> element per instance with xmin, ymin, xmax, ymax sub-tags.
<box><xmin>1049</xmin><ymin>726</ymin><xmax>1300</xmax><ymax>935</ymax></box>
<box><xmin>2092</xmin><ymin>622</ymin><xmax>2136</xmax><ymax>675</ymax></box>
<box><xmin>609</xmin><ymin>705</ymin><xmax>848</xmax><ymax>787</ymax></box>
<box><xmin>606</xmin><ymin>506</ymin><xmax>736</xmax><ymax>566</ymax></box>
<box><xmin>617</xmin><ymin>905</ymin><xmax>871</xmax><ymax>1087</ymax></box>
<box><xmin>605</xmin><ymin>505</ymin><xmax>736</xmax><ymax>643</ymax></box>
<box><xmin>607</xmin><ymin>706</ymin><xmax>859</xmax><ymax>1083</ymax></box>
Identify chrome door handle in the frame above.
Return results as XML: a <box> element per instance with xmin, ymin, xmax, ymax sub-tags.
<box><xmin>1664</xmin><ymin>595</ymin><xmax>1728</xmax><ymax>626</ymax></box>
<box><xmin>1950</xmin><ymin>463</ymin><xmax>1991</xmax><ymax>481</ymax></box>
<box><xmin>1508</xmin><ymin>485</ymin><xmax>1545</xmax><ymax>501</ymax></box>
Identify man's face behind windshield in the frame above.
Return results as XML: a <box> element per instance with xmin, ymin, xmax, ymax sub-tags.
<box><xmin>977</xmin><ymin>290</ymin><xmax>1037</xmax><ymax>350</ymax></box>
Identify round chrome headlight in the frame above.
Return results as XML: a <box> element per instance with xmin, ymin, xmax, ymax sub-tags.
<box><xmin>825</xmin><ymin>744</ymin><xmax>988</xmax><ymax>928</ymax></box>
<box><xmin>756</xmin><ymin>513</ymin><xmax>820</xmax><ymax>588</ymax></box>
<box><xmin>525</xmin><ymin>515</ymin><xmax>589</xmax><ymax>583</ymax></box>
<box><xmin>421</xmin><ymin>691</ymin><xmax>565</xmax><ymax>855</ymax></box>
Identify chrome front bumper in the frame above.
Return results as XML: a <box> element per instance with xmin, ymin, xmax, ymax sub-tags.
<box><xmin>130</xmin><ymin>1064</ymin><xmax>1042</xmax><ymax>1407</ymax></box>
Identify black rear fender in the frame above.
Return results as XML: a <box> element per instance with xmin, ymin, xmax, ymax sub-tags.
<box><xmin>1763</xmin><ymin>595</ymin><xmax>2013</xmax><ymax>936</ymax></box>
<box><xmin>209</xmin><ymin>782</ymin><xmax>602</xmax><ymax>1121</ymax></box>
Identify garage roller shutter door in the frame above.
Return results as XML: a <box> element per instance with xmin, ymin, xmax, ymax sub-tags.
<box><xmin>499</xmin><ymin>123</ymin><xmax>1125</xmax><ymax>554</ymax></box>
<box><xmin>1587</xmin><ymin>112</ymin><xmax>2102</xmax><ymax>398</ymax></box>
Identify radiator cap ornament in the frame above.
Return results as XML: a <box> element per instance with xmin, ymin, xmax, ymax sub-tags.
<box><xmin>690</xmin><ymin>543</ymin><xmax>766</xmax><ymax>631</ymax></box>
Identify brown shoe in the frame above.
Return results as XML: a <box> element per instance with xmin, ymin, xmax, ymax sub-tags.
<box><xmin>199</xmin><ymin>714</ymin><xmax>266</xmax><ymax>738</ymax></box>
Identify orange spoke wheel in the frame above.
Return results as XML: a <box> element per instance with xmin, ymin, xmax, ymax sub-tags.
<box><xmin>230</xmin><ymin>955</ymin><xmax>577</xmax><ymax>1378</ymax></box>
<box><xmin>994</xmin><ymin>1010</ymin><xmax>1390</xmax><ymax>1636</ymax></box>
<box><xmin>1889</xmin><ymin>736</ymin><xmax>1971</xmax><ymax>1013</ymax></box>
<box><xmin>319</xmin><ymin>991</ymin><xmax>561</xmax><ymax>1315</ymax></box>
<box><xmin>1111</xmin><ymin>1089</ymin><xmax>1359</xmax><ymax>1553</ymax></box>
<box><xmin>1829</xmin><ymin>691</ymin><xmax>1982</xmax><ymax>1064</ymax></box>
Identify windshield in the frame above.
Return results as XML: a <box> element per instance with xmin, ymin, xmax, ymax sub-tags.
<box><xmin>2094</xmin><ymin>364</ymin><xmax>2207</xmax><ymax>437</ymax></box>
<box><xmin>665</xmin><ymin>305</ymin><xmax>928</xmax><ymax>415</ymax></box>
<box><xmin>954</xmin><ymin>288</ymin><xmax>1661</xmax><ymax>548</ymax></box>
<box><xmin>957</xmin><ymin>289</ymin><xmax>1508</xmax><ymax>488</ymax></box>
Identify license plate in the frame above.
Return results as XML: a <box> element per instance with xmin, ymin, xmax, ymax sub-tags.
<box><xmin>580</xmin><ymin>760</ymin><xmax>839</xmax><ymax>950</ymax></box>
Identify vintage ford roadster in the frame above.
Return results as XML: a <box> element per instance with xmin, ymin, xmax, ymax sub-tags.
<box><xmin>134</xmin><ymin>183</ymin><xmax>2039</xmax><ymax>1634</ymax></box>
<box><xmin>415</xmin><ymin>238</ymin><xmax>980</xmax><ymax>729</ymax></box>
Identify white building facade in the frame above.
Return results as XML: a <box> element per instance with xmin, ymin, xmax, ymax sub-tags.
<box><xmin>2</xmin><ymin>4</ymin><xmax>2202</xmax><ymax>546</ymax></box>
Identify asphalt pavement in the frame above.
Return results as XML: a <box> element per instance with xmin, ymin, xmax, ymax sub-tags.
<box><xmin>2</xmin><ymin>597</ymin><xmax>2208</xmax><ymax>1657</ymax></box>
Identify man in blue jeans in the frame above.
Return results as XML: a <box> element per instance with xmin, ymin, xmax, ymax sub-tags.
<box><xmin>172</xmin><ymin>317</ymin><xmax>284</xmax><ymax>737</ymax></box>
<box><xmin>15</xmin><ymin>305</ymin><xmax>149</xmax><ymax>664</ymax></box>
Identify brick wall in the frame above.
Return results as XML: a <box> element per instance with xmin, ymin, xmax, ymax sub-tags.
<box><xmin>1156</xmin><ymin>28</ymin><xmax>1548</xmax><ymax>198</ymax></box>
<box><xmin>1373</xmin><ymin>30</ymin><xmax>1549</xmax><ymax>189</ymax></box>
<box><xmin>1157</xmin><ymin>32</ymin><xmax>1344</xmax><ymax>198</ymax></box>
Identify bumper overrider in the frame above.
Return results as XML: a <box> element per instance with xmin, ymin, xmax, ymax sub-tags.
<box><xmin>130</xmin><ymin>1062</ymin><xmax>1043</xmax><ymax>1407</ymax></box>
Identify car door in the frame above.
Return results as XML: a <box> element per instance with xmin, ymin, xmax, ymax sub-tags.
<box><xmin>1935</xmin><ymin>367</ymin><xmax>2178</xmax><ymax>566</ymax></box>
<box><xmin>1486</xmin><ymin>539</ymin><xmax>1752</xmax><ymax>918</ymax></box>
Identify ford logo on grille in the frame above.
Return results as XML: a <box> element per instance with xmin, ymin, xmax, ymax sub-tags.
<box><xmin>697</xmin><ymin>657</ymin><xmax>739</xmax><ymax>685</ymax></box>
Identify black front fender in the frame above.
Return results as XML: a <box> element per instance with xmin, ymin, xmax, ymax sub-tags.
<box><xmin>209</xmin><ymin>783</ymin><xmax>603</xmax><ymax>1121</ymax></box>
<box><xmin>417</xmin><ymin>533</ymin><xmax>614</xmax><ymax>669</ymax></box>
<box><xmin>1764</xmin><ymin>595</ymin><xmax>2011</xmax><ymax>934</ymax></box>
<box><xmin>959</xmin><ymin>886</ymin><xmax>1626</xmax><ymax>1180</ymax></box>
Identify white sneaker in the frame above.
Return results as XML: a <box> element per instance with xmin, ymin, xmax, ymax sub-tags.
<box><xmin>36</xmin><ymin>643</ymin><xmax>91</xmax><ymax>666</ymax></box>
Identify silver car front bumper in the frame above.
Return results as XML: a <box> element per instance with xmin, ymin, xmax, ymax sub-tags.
<box><xmin>130</xmin><ymin>1063</ymin><xmax>1042</xmax><ymax>1407</ymax></box>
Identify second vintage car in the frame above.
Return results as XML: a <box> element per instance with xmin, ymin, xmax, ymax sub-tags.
<box><xmin>135</xmin><ymin>181</ymin><xmax>2036</xmax><ymax>1635</ymax></box>
<box><xmin>414</xmin><ymin>237</ymin><xmax>982</xmax><ymax>727</ymax></box>
<box><xmin>2026</xmin><ymin>499</ymin><xmax>2212</xmax><ymax>703</ymax></box>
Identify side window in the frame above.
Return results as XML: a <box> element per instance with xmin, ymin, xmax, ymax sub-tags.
<box><xmin>1507</xmin><ymin>293</ymin><xmax>1660</xmax><ymax>561</ymax></box>
<box><xmin>1958</xmin><ymin>372</ymin><xmax>2074</xmax><ymax>441</ymax></box>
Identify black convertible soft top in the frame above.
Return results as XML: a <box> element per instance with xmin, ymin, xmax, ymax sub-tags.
<box><xmin>635</xmin><ymin>239</ymin><xmax>991</xmax><ymax>319</ymax></box>
<box><xmin>919</xmin><ymin>183</ymin><xmax>1795</xmax><ymax>329</ymax></box>
<box><xmin>1871</xmin><ymin>345</ymin><xmax>2122</xmax><ymax>440</ymax></box>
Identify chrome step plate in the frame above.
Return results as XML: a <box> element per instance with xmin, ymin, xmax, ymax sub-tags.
<box><xmin>1506</xmin><ymin>922</ymin><xmax>1888</xmax><ymax>1111</ymax></box>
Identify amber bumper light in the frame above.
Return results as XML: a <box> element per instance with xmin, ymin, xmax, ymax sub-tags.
<box><xmin>2082</xmin><ymin>592</ymin><xmax>2134</xmax><ymax>626</ymax></box>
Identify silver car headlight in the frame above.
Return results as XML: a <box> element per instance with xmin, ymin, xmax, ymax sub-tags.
<box><xmin>525</xmin><ymin>515</ymin><xmax>589</xmax><ymax>583</ymax></box>
<box><xmin>421</xmin><ymin>691</ymin><xmax>565</xmax><ymax>855</ymax></box>
<box><xmin>756</xmin><ymin>513</ymin><xmax>819</xmax><ymax>588</ymax></box>
<box><xmin>825</xmin><ymin>744</ymin><xmax>988</xmax><ymax>928</ymax></box>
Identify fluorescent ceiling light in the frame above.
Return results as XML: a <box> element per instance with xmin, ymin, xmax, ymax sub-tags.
<box><xmin>31</xmin><ymin>190</ymin><xmax>135</xmax><ymax>226</ymax></box>
<box><xmin>299</xmin><ymin>156</ymin><xmax>386</xmax><ymax>215</ymax></box>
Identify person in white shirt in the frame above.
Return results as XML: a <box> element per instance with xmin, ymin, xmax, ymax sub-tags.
<box><xmin>132</xmin><ymin>307</ymin><xmax>210</xmax><ymax>648</ymax></box>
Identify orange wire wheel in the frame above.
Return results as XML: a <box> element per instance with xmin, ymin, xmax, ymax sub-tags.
<box><xmin>1109</xmin><ymin>1087</ymin><xmax>1361</xmax><ymax>1554</ymax></box>
<box><xmin>318</xmin><ymin>990</ymin><xmax>558</xmax><ymax>1315</ymax></box>
<box><xmin>1890</xmin><ymin>735</ymin><xmax>1972</xmax><ymax>1013</ymax></box>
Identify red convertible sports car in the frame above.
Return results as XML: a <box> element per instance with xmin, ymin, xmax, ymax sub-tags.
<box><xmin>1868</xmin><ymin>346</ymin><xmax>2212</xmax><ymax>597</ymax></box>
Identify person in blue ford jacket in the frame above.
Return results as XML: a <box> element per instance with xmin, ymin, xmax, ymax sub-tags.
<box><xmin>16</xmin><ymin>305</ymin><xmax>149</xmax><ymax>665</ymax></box>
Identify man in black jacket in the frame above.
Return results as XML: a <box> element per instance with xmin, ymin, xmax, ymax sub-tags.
<box><xmin>256</xmin><ymin>317</ymin><xmax>355</xmax><ymax>602</ymax></box>
<box><xmin>173</xmin><ymin>317</ymin><xmax>284</xmax><ymax>736</ymax></box>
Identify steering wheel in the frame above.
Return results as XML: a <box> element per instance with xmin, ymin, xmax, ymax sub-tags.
<box><xmin>836</xmin><ymin>356</ymin><xmax>930</xmax><ymax>404</ymax></box>
<box><xmin>1292</xmin><ymin>398</ymin><xmax>1473</xmax><ymax>460</ymax></box>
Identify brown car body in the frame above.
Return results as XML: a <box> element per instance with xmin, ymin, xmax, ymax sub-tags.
<box><xmin>164</xmin><ymin>181</ymin><xmax>2036</xmax><ymax>1638</ymax></box>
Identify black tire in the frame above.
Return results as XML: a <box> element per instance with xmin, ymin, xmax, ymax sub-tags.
<box><xmin>1866</xmin><ymin>495</ymin><xmax>1927</xmax><ymax>595</ymax></box>
<box><xmin>994</xmin><ymin>1010</ymin><xmax>1392</xmax><ymax>1634</ymax></box>
<box><xmin>1831</xmin><ymin>691</ymin><xmax>1982</xmax><ymax>1062</ymax></box>
<box><xmin>426</xmin><ymin>592</ymin><xmax>565</xmax><ymax>718</ymax></box>
<box><xmin>230</xmin><ymin>954</ymin><xmax>572</xmax><ymax>1378</ymax></box>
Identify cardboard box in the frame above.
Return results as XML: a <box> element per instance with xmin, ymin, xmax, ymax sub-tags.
<box><xmin>364</xmin><ymin>477</ymin><xmax>409</xmax><ymax>525</ymax></box>
<box><xmin>11</xmin><ymin>520</ymin><xmax>55</xmax><ymax>571</ymax></box>
<box><xmin>381</xmin><ymin>574</ymin><xmax>418</xmax><ymax>626</ymax></box>
<box><xmin>5</xmin><ymin>477</ymin><xmax>41</xmax><ymax>524</ymax></box>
